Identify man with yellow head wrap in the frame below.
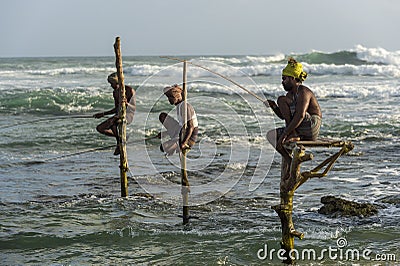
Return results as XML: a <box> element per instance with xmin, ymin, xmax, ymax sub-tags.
<box><xmin>282</xmin><ymin>57</ymin><xmax>308</xmax><ymax>82</ymax></box>
<box><xmin>264</xmin><ymin>58</ymin><xmax>322</xmax><ymax>163</ymax></box>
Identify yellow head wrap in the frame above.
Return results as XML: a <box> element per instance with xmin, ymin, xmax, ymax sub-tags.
<box><xmin>282</xmin><ymin>58</ymin><xmax>307</xmax><ymax>82</ymax></box>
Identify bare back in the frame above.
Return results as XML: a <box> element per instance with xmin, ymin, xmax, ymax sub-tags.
<box><xmin>298</xmin><ymin>85</ymin><xmax>322</xmax><ymax>118</ymax></box>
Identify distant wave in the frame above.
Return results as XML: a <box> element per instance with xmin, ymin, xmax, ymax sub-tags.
<box><xmin>1</xmin><ymin>46</ymin><xmax>399</xmax><ymax>79</ymax></box>
<box><xmin>354</xmin><ymin>44</ymin><xmax>400</xmax><ymax>65</ymax></box>
<box><xmin>125</xmin><ymin>62</ymin><xmax>400</xmax><ymax>78</ymax></box>
<box><xmin>288</xmin><ymin>45</ymin><xmax>400</xmax><ymax>66</ymax></box>
<box><xmin>109</xmin><ymin>45</ymin><xmax>400</xmax><ymax>78</ymax></box>
<box><xmin>1</xmin><ymin>80</ymin><xmax>398</xmax><ymax>116</ymax></box>
<box><xmin>3</xmin><ymin>62</ymin><xmax>399</xmax><ymax>79</ymax></box>
<box><xmin>27</xmin><ymin>67</ymin><xmax>115</xmax><ymax>76</ymax></box>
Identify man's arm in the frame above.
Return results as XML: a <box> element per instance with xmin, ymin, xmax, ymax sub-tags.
<box><xmin>264</xmin><ymin>99</ymin><xmax>284</xmax><ymax>119</ymax></box>
<box><xmin>93</xmin><ymin>91</ymin><xmax>118</xmax><ymax>118</ymax></box>
<box><xmin>93</xmin><ymin>107</ymin><xmax>117</xmax><ymax>118</ymax></box>
<box><xmin>125</xmin><ymin>88</ymin><xmax>136</xmax><ymax>111</ymax></box>
<box><xmin>180</xmin><ymin>103</ymin><xmax>196</xmax><ymax>150</ymax></box>
<box><xmin>180</xmin><ymin>119</ymin><xmax>194</xmax><ymax>150</ymax></box>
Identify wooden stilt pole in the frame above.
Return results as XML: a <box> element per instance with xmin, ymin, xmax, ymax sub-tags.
<box><xmin>272</xmin><ymin>155</ymin><xmax>306</xmax><ymax>265</ymax></box>
<box><xmin>272</xmin><ymin>140</ymin><xmax>354</xmax><ymax>264</ymax></box>
<box><xmin>181</xmin><ymin>61</ymin><xmax>190</xmax><ymax>224</ymax></box>
<box><xmin>113</xmin><ymin>37</ymin><xmax>128</xmax><ymax>197</ymax></box>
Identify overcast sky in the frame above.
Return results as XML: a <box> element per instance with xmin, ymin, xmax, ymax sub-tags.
<box><xmin>1</xmin><ymin>0</ymin><xmax>399</xmax><ymax>57</ymax></box>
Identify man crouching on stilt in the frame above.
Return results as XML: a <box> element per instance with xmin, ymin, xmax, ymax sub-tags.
<box><xmin>93</xmin><ymin>72</ymin><xmax>136</xmax><ymax>155</ymax></box>
<box><xmin>265</xmin><ymin>58</ymin><xmax>322</xmax><ymax>163</ymax></box>
<box><xmin>158</xmin><ymin>84</ymin><xmax>198</xmax><ymax>156</ymax></box>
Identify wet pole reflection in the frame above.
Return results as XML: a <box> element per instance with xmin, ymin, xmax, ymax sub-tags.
<box><xmin>180</xmin><ymin>149</ymin><xmax>190</xmax><ymax>224</ymax></box>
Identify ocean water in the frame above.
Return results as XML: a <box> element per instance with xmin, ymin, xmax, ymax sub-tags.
<box><xmin>0</xmin><ymin>45</ymin><xmax>399</xmax><ymax>265</ymax></box>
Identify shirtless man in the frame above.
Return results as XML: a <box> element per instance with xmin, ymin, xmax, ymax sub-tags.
<box><xmin>265</xmin><ymin>58</ymin><xmax>322</xmax><ymax>163</ymax></box>
<box><xmin>158</xmin><ymin>84</ymin><xmax>198</xmax><ymax>156</ymax></box>
<box><xmin>93</xmin><ymin>72</ymin><xmax>135</xmax><ymax>155</ymax></box>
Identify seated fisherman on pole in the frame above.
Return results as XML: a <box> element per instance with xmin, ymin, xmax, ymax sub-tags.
<box><xmin>265</xmin><ymin>58</ymin><xmax>322</xmax><ymax>163</ymax></box>
<box><xmin>93</xmin><ymin>72</ymin><xmax>136</xmax><ymax>155</ymax></box>
<box><xmin>158</xmin><ymin>84</ymin><xmax>198</xmax><ymax>156</ymax></box>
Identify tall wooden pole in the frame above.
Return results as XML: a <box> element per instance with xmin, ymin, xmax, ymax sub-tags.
<box><xmin>181</xmin><ymin>61</ymin><xmax>190</xmax><ymax>224</ymax></box>
<box><xmin>272</xmin><ymin>141</ymin><xmax>354</xmax><ymax>264</ymax></box>
<box><xmin>113</xmin><ymin>37</ymin><xmax>128</xmax><ymax>197</ymax></box>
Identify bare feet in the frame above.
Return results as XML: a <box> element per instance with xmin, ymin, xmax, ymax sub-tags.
<box><xmin>285</xmin><ymin>137</ymin><xmax>300</xmax><ymax>143</ymax></box>
<box><xmin>113</xmin><ymin>146</ymin><xmax>120</xmax><ymax>156</ymax></box>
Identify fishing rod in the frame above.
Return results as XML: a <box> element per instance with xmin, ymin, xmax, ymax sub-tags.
<box><xmin>3</xmin><ymin>114</ymin><xmax>96</xmax><ymax>130</ymax></box>
<box><xmin>43</xmin><ymin>135</ymin><xmax>160</xmax><ymax>163</ymax></box>
<box><xmin>0</xmin><ymin>146</ymin><xmax>114</xmax><ymax>167</ymax></box>
<box><xmin>160</xmin><ymin>56</ymin><xmax>266</xmax><ymax>102</ymax></box>
<box><xmin>43</xmin><ymin>144</ymin><xmax>116</xmax><ymax>162</ymax></box>
<box><xmin>1</xmin><ymin>135</ymin><xmax>160</xmax><ymax>167</ymax></box>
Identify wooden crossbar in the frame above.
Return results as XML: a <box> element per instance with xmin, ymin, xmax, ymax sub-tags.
<box><xmin>285</xmin><ymin>138</ymin><xmax>354</xmax><ymax>182</ymax></box>
<box><xmin>294</xmin><ymin>138</ymin><xmax>346</xmax><ymax>148</ymax></box>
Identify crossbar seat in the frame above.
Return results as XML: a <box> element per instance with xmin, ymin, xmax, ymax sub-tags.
<box><xmin>283</xmin><ymin>137</ymin><xmax>354</xmax><ymax>179</ymax></box>
<box><xmin>293</xmin><ymin>138</ymin><xmax>347</xmax><ymax>148</ymax></box>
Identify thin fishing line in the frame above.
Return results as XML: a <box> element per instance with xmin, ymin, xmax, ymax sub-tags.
<box><xmin>160</xmin><ymin>56</ymin><xmax>266</xmax><ymax>102</ymax></box>
<box><xmin>37</xmin><ymin>135</ymin><xmax>160</xmax><ymax>163</ymax></box>
<box><xmin>44</xmin><ymin>136</ymin><xmax>158</xmax><ymax>163</ymax></box>
<box><xmin>3</xmin><ymin>114</ymin><xmax>96</xmax><ymax>130</ymax></box>
<box><xmin>43</xmin><ymin>144</ymin><xmax>116</xmax><ymax>162</ymax></box>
